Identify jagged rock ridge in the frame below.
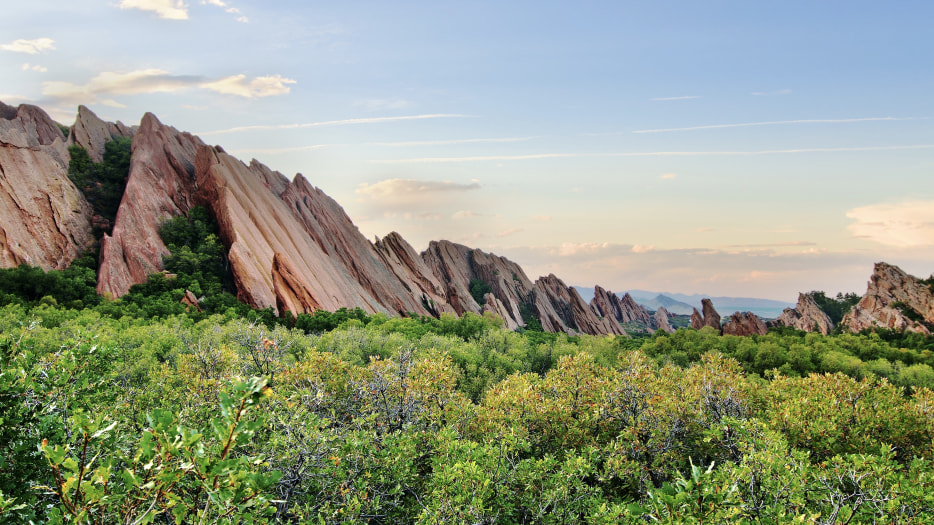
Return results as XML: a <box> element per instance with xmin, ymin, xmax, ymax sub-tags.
<box><xmin>842</xmin><ymin>263</ymin><xmax>934</xmax><ymax>335</ymax></box>
<box><xmin>770</xmin><ymin>293</ymin><xmax>835</xmax><ymax>335</ymax></box>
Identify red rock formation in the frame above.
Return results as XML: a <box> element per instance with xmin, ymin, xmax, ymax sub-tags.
<box><xmin>721</xmin><ymin>311</ymin><xmax>768</xmax><ymax>336</ymax></box>
<box><xmin>653</xmin><ymin>306</ymin><xmax>675</xmax><ymax>333</ymax></box>
<box><xmin>67</xmin><ymin>105</ymin><xmax>135</xmax><ymax>162</ymax></box>
<box><xmin>771</xmin><ymin>293</ymin><xmax>835</xmax><ymax>335</ymax></box>
<box><xmin>843</xmin><ymin>263</ymin><xmax>934</xmax><ymax>335</ymax></box>
<box><xmin>97</xmin><ymin>113</ymin><xmax>204</xmax><ymax>298</ymax></box>
<box><xmin>280</xmin><ymin>174</ymin><xmax>432</xmax><ymax>316</ymax></box>
<box><xmin>0</xmin><ymin>102</ymin><xmax>92</xmax><ymax>269</ymax></box>
<box><xmin>194</xmin><ymin>145</ymin><xmax>387</xmax><ymax>314</ymax></box>
<box><xmin>374</xmin><ymin>232</ymin><xmax>454</xmax><ymax>317</ymax></box>
<box><xmin>690</xmin><ymin>298</ymin><xmax>722</xmax><ymax>331</ymax></box>
<box><xmin>533</xmin><ymin>274</ymin><xmax>624</xmax><ymax>335</ymax></box>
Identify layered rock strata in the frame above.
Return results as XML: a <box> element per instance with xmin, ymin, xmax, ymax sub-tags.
<box><xmin>771</xmin><ymin>293</ymin><xmax>835</xmax><ymax>335</ymax></box>
<box><xmin>0</xmin><ymin>103</ymin><xmax>92</xmax><ymax>269</ymax></box>
<box><xmin>690</xmin><ymin>298</ymin><xmax>722</xmax><ymax>331</ymax></box>
<box><xmin>843</xmin><ymin>263</ymin><xmax>934</xmax><ymax>335</ymax></box>
<box><xmin>67</xmin><ymin>105</ymin><xmax>135</xmax><ymax>162</ymax></box>
<box><xmin>653</xmin><ymin>306</ymin><xmax>675</xmax><ymax>333</ymax></box>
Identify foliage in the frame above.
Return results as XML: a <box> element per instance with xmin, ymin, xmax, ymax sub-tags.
<box><xmin>468</xmin><ymin>278</ymin><xmax>492</xmax><ymax>305</ymax></box>
<box><xmin>809</xmin><ymin>290</ymin><xmax>861</xmax><ymax>325</ymax></box>
<box><xmin>67</xmin><ymin>137</ymin><xmax>133</xmax><ymax>236</ymax></box>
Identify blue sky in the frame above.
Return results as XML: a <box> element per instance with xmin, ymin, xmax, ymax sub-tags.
<box><xmin>3</xmin><ymin>1</ymin><xmax>933</xmax><ymax>300</ymax></box>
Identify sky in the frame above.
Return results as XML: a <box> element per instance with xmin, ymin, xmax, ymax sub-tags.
<box><xmin>2</xmin><ymin>0</ymin><xmax>933</xmax><ymax>301</ymax></box>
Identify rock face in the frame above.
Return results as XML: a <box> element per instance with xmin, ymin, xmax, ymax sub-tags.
<box><xmin>842</xmin><ymin>263</ymin><xmax>934</xmax><ymax>335</ymax></box>
<box><xmin>0</xmin><ymin>102</ymin><xmax>92</xmax><ymax>270</ymax></box>
<box><xmin>653</xmin><ymin>306</ymin><xmax>675</xmax><ymax>333</ymax></box>
<box><xmin>721</xmin><ymin>311</ymin><xmax>768</xmax><ymax>336</ymax></box>
<box><xmin>690</xmin><ymin>298</ymin><xmax>722</xmax><ymax>331</ymax></box>
<box><xmin>3</xmin><ymin>101</ymin><xmax>709</xmax><ymax>337</ymax></box>
<box><xmin>67</xmin><ymin>105</ymin><xmax>135</xmax><ymax>162</ymax></box>
<box><xmin>97</xmin><ymin>113</ymin><xmax>204</xmax><ymax>298</ymax></box>
<box><xmin>771</xmin><ymin>293</ymin><xmax>835</xmax><ymax>335</ymax></box>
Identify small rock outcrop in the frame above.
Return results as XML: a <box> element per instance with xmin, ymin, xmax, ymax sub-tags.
<box><xmin>771</xmin><ymin>293</ymin><xmax>835</xmax><ymax>334</ymax></box>
<box><xmin>653</xmin><ymin>306</ymin><xmax>675</xmax><ymax>333</ymax></box>
<box><xmin>67</xmin><ymin>105</ymin><xmax>135</xmax><ymax>162</ymax></box>
<box><xmin>690</xmin><ymin>298</ymin><xmax>722</xmax><ymax>331</ymax></box>
<box><xmin>721</xmin><ymin>311</ymin><xmax>768</xmax><ymax>336</ymax></box>
<box><xmin>0</xmin><ymin>102</ymin><xmax>92</xmax><ymax>270</ymax></box>
<box><xmin>842</xmin><ymin>263</ymin><xmax>934</xmax><ymax>335</ymax></box>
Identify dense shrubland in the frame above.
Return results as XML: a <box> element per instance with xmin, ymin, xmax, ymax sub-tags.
<box><xmin>4</xmin><ymin>207</ymin><xmax>934</xmax><ymax>522</ymax></box>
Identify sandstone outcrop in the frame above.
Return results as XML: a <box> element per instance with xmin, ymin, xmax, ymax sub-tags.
<box><xmin>842</xmin><ymin>263</ymin><xmax>934</xmax><ymax>335</ymax></box>
<box><xmin>374</xmin><ymin>232</ymin><xmax>454</xmax><ymax>317</ymax></box>
<box><xmin>721</xmin><ymin>311</ymin><xmax>768</xmax><ymax>336</ymax></box>
<box><xmin>653</xmin><ymin>306</ymin><xmax>675</xmax><ymax>333</ymax></box>
<box><xmin>194</xmin><ymin>145</ymin><xmax>387</xmax><ymax>315</ymax></box>
<box><xmin>771</xmin><ymin>293</ymin><xmax>835</xmax><ymax>334</ymax></box>
<box><xmin>97</xmin><ymin>113</ymin><xmax>204</xmax><ymax>298</ymax></box>
<box><xmin>0</xmin><ymin>102</ymin><xmax>92</xmax><ymax>270</ymax></box>
<box><xmin>590</xmin><ymin>286</ymin><xmax>652</xmax><ymax>330</ymax></box>
<box><xmin>690</xmin><ymin>298</ymin><xmax>721</xmax><ymax>331</ymax></box>
<box><xmin>67</xmin><ymin>105</ymin><xmax>135</xmax><ymax>162</ymax></box>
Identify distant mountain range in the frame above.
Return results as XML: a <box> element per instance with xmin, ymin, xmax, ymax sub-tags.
<box><xmin>573</xmin><ymin>287</ymin><xmax>794</xmax><ymax>318</ymax></box>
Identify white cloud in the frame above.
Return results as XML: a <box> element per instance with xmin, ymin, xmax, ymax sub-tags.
<box><xmin>200</xmin><ymin>74</ymin><xmax>296</xmax><ymax>98</ymax></box>
<box><xmin>357</xmin><ymin>179</ymin><xmax>480</xmax><ymax>199</ymax></box>
<box><xmin>21</xmin><ymin>63</ymin><xmax>48</xmax><ymax>72</ymax></box>
<box><xmin>118</xmin><ymin>0</ymin><xmax>189</xmax><ymax>20</ymax></box>
<box><xmin>41</xmin><ymin>69</ymin><xmax>200</xmax><ymax>105</ymax></box>
<box><xmin>633</xmin><ymin>117</ymin><xmax>922</xmax><ymax>134</ymax></box>
<box><xmin>373</xmin><ymin>137</ymin><xmax>533</xmax><ymax>147</ymax></box>
<box><xmin>1</xmin><ymin>38</ymin><xmax>55</xmax><ymax>54</ymax></box>
<box><xmin>99</xmin><ymin>99</ymin><xmax>128</xmax><ymax>108</ymax></box>
<box><xmin>659</xmin><ymin>173</ymin><xmax>677</xmax><ymax>180</ymax></box>
<box><xmin>846</xmin><ymin>201</ymin><xmax>934</xmax><ymax>248</ymax></box>
<box><xmin>650</xmin><ymin>95</ymin><xmax>701</xmax><ymax>101</ymax></box>
<box><xmin>452</xmin><ymin>210</ymin><xmax>484</xmax><ymax>219</ymax></box>
<box><xmin>373</xmin><ymin>153</ymin><xmax>578</xmax><ymax>164</ymax></box>
<box><xmin>497</xmin><ymin>228</ymin><xmax>522</xmax><ymax>237</ymax></box>
<box><xmin>40</xmin><ymin>69</ymin><xmax>295</xmax><ymax>106</ymax></box>
<box><xmin>200</xmin><ymin>0</ymin><xmax>248</xmax><ymax>22</ymax></box>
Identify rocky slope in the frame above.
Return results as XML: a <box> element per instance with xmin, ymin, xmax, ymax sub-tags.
<box><xmin>690</xmin><ymin>298</ymin><xmax>722</xmax><ymax>331</ymax></box>
<box><xmin>721</xmin><ymin>311</ymin><xmax>768</xmax><ymax>336</ymax></box>
<box><xmin>770</xmin><ymin>293</ymin><xmax>835</xmax><ymax>335</ymax></box>
<box><xmin>842</xmin><ymin>263</ymin><xmax>934</xmax><ymax>335</ymax></box>
<box><xmin>653</xmin><ymin>306</ymin><xmax>675</xmax><ymax>333</ymax></box>
<box><xmin>0</xmin><ymin>102</ymin><xmax>92</xmax><ymax>270</ymax></box>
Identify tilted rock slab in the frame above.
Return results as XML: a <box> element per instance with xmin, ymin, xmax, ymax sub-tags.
<box><xmin>590</xmin><ymin>287</ymin><xmax>651</xmax><ymax>330</ymax></box>
<box><xmin>97</xmin><ymin>113</ymin><xmax>203</xmax><ymax>298</ymax></box>
<box><xmin>690</xmin><ymin>298</ymin><xmax>722</xmax><ymax>332</ymax></box>
<box><xmin>771</xmin><ymin>293</ymin><xmax>835</xmax><ymax>335</ymax></box>
<box><xmin>67</xmin><ymin>105</ymin><xmax>135</xmax><ymax>163</ymax></box>
<box><xmin>653</xmin><ymin>306</ymin><xmax>675</xmax><ymax>333</ymax></box>
<box><xmin>843</xmin><ymin>262</ymin><xmax>934</xmax><ymax>335</ymax></box>
<box><xmin>0</xmin><ymin>102</ymin><xmax>92</xmax><ymax>269</ymax></box>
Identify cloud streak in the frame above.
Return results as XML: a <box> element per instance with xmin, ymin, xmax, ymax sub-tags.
<box><xmin>200</xmin><ymin>114</ymin><xmax>466</xmax><ymax>136</ymax></box>
<box><xmin>1</xmin><ymin>38</ymin><xmax>55</xmax><ymax>54</ymax></box>
<box><xmin>372</xmin><ymin>137</ymin><xmax>534</xmax><ymax>147</ymax></box>
<box><xmin>633</xmin><ymin>117</ymin><xmax>923</xmax><ymax>134</ymax></box>
<box><xmin>40</xmin><ymin>69</ymin><xmax>296</xmax><ymax>105</ymax></box>
<box><xmin>118</xmin><ymin>0</ymin><xmax>189</xmax><ymax>20</ymax></box>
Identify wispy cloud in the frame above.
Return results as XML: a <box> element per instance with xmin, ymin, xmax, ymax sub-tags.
<box><xmin>201</xmin><ymin>0</ymin><xmax>247</xmax><ymax>21</ymax></box>
<box><xmin>21</xmin><ymin>63</ymin><xmax>48</xmax><ymax>73</ymax></box>
<box><xmin>200</xmin><ymin>114</ymin><xmax>466</xmax><ymax>136</ymax></box>
<box><xmin>452</xmin><ymin>210</ymin><xmax>484</xmax><ymax>219</ymax></box>
<box><xmin>233</xmin><ymin>144</ymin><xmax>330</xmax><ymax>155</ymax></box>
<box><xmin>847</xmin><ymin>200</ymin><xmax>934</xmax><ymax>248</ymax></box>
<box><xmin>373</xmin><ymin>137</ymin><xmax>533</xmax><ymax>147</ymax></box>
<box><xmin>357</xmin><ymin>179</ymin><xmax>480</xmax><ymax>199</ymax></box>
<box><xmin>1</xmin><ymin>38</ymin><xmax>55</xmax><ymax>54</ymax></box>
<box><xmin>633</xmin><ymin>117</ymin><xmax>923</xmax><ymax>134</ymax></box>
<box><xmin>200</xmin><ymin>74</ymin><xmax>295</xmax><ymax>97</ymax></box>
<box><xmin>650</xmin><ymin>95</ymin><xmax>702</xmax><ymax>101</ymax></box>
<box><xmin>40</xmin><ymin>69</ymin><xmax>295</xmax><ymax>106</ymax></box>
<box><xmin>372</xmin><ymin>144</ymin><xmax>934</xmax><ymax>163</ymax></box>
<box><xmin>659</xmin><ymin>173</ymin><xmax>677</xmax><ymax>180</ymax></box>
<box><xmin>497</xmin><ymin>228</ymin><xmax>522</xmax><ymax>238</ymax></box>
<box><xmin>118</xmin><ymin>0</ymin><xmax>189</xmax><ymax>20</ymax></box>
<box><xmin>726</xmin><ymin>241</ymin><xmax>817</xmax><ymax>249</ymax></box>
